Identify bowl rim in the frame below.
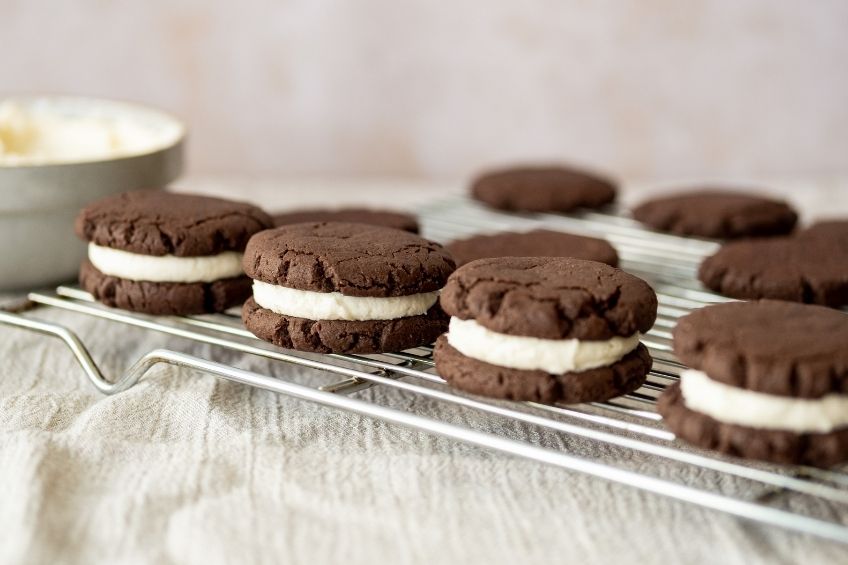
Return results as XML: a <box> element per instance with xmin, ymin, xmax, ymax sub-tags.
<box><xmin>0</xmin><ymin>93</ymin><xmax>187</xmax><ymax>169</ymax></box>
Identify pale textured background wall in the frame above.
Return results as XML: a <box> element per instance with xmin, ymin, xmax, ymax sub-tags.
<box><xmin>2</xmin><ymin>0</ymin><xmax>847</xmax><ymax>181</ymax></box>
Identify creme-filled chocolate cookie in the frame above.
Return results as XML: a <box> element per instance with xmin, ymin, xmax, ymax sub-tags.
<box><xmin>272</xmin><ymin>207</ymin><xmax>419</xmax><ymax>233</ymax></box>
<box><xmin>659</xmin><ymin>300</ymin><xmax>848</xmax><ymax>467</ymax></box>
<box><xmin>632</xmin><ymin>190</ymin><xmax>798</xmax><ymax>239</ymax></box>
<box><xmin>434</xmin><ymin>257</ymin><xmax>657</xmax><ymax>404</ymax></box>
<box><xmin>446</xmin><ymin>229</ymin><xmax>618</xmax><ymax>267</ymax></box>
<box><xmin>75</xmin><ymin>190</ymin><xmax>273</xmax><ymax>315</ymax></box>
<box><xmin>470</xmin><ymin>165</ymin><xmax>617</xmax><ymax>213</ymax></box>
<box><xmin>241</xmin><ymin>222</ymin><xmax>455</xmax><ymax>354</ymax></box>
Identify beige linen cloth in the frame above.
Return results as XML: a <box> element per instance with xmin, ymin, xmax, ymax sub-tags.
<box><xmin>1</xmin><ymin>178</ymin><xmax>847</xmax><ymax>565</ymax></box>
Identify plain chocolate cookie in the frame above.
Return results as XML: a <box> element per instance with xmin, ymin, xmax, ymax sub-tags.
<box><xmin>440</xmin><ymin>257</ymin><xmax>657</xmax><ymax>341</ymax></box>
<box><xmin>243</xmin><ymin>222</ymin><xmax>455</xmax><ymax>297</ymax></box>
<box><xmin>75</xmin><ymin>190</ymin><xmax>273</xmax><ymax>256</ymax></box>
<box><xmin>446</xmin><ymin>229</ymin><xmax>618</xmax><ymax>267</ymax></box>
<box><xmin>471</xmin><ymin>166</ymin><xmax>617</xmax><ymax>213</ymax></box>
<box><xmin>435</xmin><ymin>336</ymin><xmax>651</xmax><ymax>404</ymax></box>
<box><xmin>632</xmin><ymin>190</ymin><xmax>798</xmax><ymax>239</ymax></box>
<box><xmin>798</xmin><ymin>220</ymin><xmax>848</xmax><ymax>244</ymax></box>
<box><xmin>672</xmin><ymin>300</ymin><xmax>848</xmax><ymax>398</ymax></box>
<box><xmin>273</xmin><ymin>208</ymin><xmax>419</xmax><ymax>233</ymax></box>
<box><xmin>658</xmin><ymin>383</ymin><xmax>848</xmax><ymax>467</ymax></box>
<box><xmin>698</xmin><ymin>237</ymin><xmax>848</xmax><ymax>307</ymax></box>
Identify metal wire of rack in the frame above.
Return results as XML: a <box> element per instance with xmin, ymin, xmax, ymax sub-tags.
<box><xmin>1</xmin><ymin>196</ymin><xmax>847</xmax><ymax>543</ymax></box>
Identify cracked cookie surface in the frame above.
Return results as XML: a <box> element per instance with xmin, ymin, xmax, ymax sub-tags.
<box><xmin>672</xmin><ymin>300</ymin><xmax>848</xmax><ymax>398</ymax></box>
<box><xmin>75</xmin><ymin>189</ymin><xmax>274</xmax><ymax>256</ymax></box>
<box><xmin>435</xmin><ymin>336</ymin><xmax>651</xmax><ymax>404</ymax></box>
<box><xmin>243</xmin><ymin>222</ymin><xmax>455</xmax><ymax>297</ymax></box>
<box><xmin>439</xmin><ymin>256</ymin><xmax>657</xmax><ymax>340</ymax></box>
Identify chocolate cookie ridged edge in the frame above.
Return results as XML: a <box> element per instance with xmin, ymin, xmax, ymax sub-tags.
<box><xmin>80</xmin><ymin>261</ymin><xmax>251</xmax><ymax>315</ymax></box>
<box><xmin>242</xmin><ymin>297</ymin><xmax>448</xmax><ymax>354</ymax></box>
<box><xmin>434</xmin><ymin>336</ymin><xmax>651</xmax><ymax>404</ymax></box>
<box><xmin>658</xmin><ymin>383</ymin><xmax>848</xmax><ymax>468</ymax></box>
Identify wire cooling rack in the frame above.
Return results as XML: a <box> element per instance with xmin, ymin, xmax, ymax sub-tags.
<box><xmin>2</xmin><ymin>196</ymin><xmax>847</xmax><ymax>543</ymax></box>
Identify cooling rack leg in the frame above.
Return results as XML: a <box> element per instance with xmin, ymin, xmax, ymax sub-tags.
<box><xmin>0</xmin><ymin>309</ymin><xmax>138</xmax><ymax>394</ymax></box>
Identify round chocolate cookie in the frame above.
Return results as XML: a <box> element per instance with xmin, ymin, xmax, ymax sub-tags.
<box><xmin>659</xmin><ymin>301</ymin><xmax>848</xmax><ymax>467</ymax></box>
<box><xmin>672</xmin><ymin>301</ymin><xmax>848</xmax><ymax>398</ymax></box>
<box><xmin>76</xmin><ymin>190</ymin><xmax>273</xmax><ymax>257</ymax></box>
<box><xmin>446</xmin><ymin>229</ymin><xmax>618</xmax><ymax>267</ymax></box>
<box><xmin>242</xmin><ymin>222</ymin><xmax>455</xmax><ymax>354</ymax></box>
<box><xmin>470</xmin><ymin>165</ymin><xmax>617</xmax><ymax>213</ymax></box>
<box><xmin>440</xmin><ymin>257</ymin><xmax>657</xmax><ymax>340</ymax></box>
<box><xmin>243</xmin><ymin>222</ymin><xmax>453</xmax><ymax>297</ymax></box>
<box><xmin>75</xmin><ymin>190</ymin><xmax>273</xmax><ymax>315</ymax></box>
<box><xmin>273</xmin><ymin>208</ymin><xmax>419</xmax><ymax>233</ymax></box>
<box><xmin>659</xmin><ymin>383</ymin><xmax>848</xmax><ymax>468</ymax></box>
<box><xmin>435</xmin><ymin>336</ymin><xmax>651</xmax><ymax>404</ymax></box>
<box><xmin>698</xmin><ymin>237</ymin><xmax>848</xmax><ymax>307</ymax></box>
<box><xmin>434</xmin><ymin>256</ymin><xmax>657</xmax><ymax>404</ymax></box>
<box><xmin>632</xmin><ymin>190</ymin><xmax>798</xmax><ymax>239</ymax></box>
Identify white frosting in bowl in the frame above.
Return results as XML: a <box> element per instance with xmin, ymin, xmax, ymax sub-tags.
<box><xmin>0</xmin><ymin>97</ymin><xmax>184</xmax><ymax>166</ymax></box>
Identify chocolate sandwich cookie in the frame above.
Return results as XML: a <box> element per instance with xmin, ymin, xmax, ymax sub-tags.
<box><xmin>273</xmin><ymin>208</ymin><xmax>419</xmax><ymax>233</ymax></box>
<box><xmin>75</xmin><ymin>190</ymin><xmax>273</xmax><ymax>315</ymax></box>
<box><xmin>242</xmin><ymin>222</ymin><xmax>455</xmax><ymax>354</ymax></box>
<box><xmin>471</xmin><ymin>165</ymin><xmax>617</xmax><ymax>213</ymax></box>
<box><xmin>659</xmin><ymin>301</ymin><xmax>848</xmax><ymax>467</ymax></box>
<box><xmin>434</xmin><ymin>257</ymin><xmax>657</xmax><ymax>404</ymax></box>
<box><xmin>698</xmin><ymin>236</ymin><xmax>848</xmax><ymax>307</ymax></box>
<box><xmin>446</xmin><ymin>229</ymin><xmax>618</xmax><ymax>267</ymax></box>
<box><xmin>632</xmin><ymin>190</ymin><xmax>797</xmax><ymax>239</ymax></box>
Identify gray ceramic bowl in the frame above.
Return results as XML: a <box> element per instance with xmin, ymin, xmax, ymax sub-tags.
<box><xmin>0</xmin><ymin>96</ymin><xmax>185</xmax><ymax>291</ymax></box>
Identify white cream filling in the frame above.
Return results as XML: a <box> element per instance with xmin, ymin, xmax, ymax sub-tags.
<box><xmin>0</xmin><ymin>101</ymin><xmax>163</xmax><ymax>165</ymax></box>
<box><xmin>446</xmin><ymin>317</ymin><xmax>640</xmax><ymax>374</ymax></box>
<box><xmin>680</xmin><ymin>369</ymin><xmax>848</xmax><ymax>433</ymax></box>
<box><xmin>88</xmin><ymin>243</ymin><xmax>244</xmax><ymax>283</ymax></box>
<box><xmin>251</xmin><ymin>280</ymin><xmax>439</xmax><ymax>321</ymax></box>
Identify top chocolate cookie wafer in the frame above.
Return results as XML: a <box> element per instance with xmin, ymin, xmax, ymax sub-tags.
<box><xmin>440</xmin><ymin>256</ymin><xmax>657</xmax><ymax>340</ymax></box>
<box><xmin>471</xmin><ymin>165</ymin><xmax>617</xmax><ymax>213</ymax></box>
<box><xmin>632</xmin><ymin>190</ymin><xmax>798</xmax><ymax>239</ymax></box>
<box><xmin>446</xmin><ymin>229</ymin><xmax>618</xmax><ymax>267</ymax></box>
<box><xmin>673</xmin><ymin>300</ymin><xmax>848</xmax><ymax>398</ymax></box>
<box><xmin>273</xmin><ymin>208</ymin><xmax>419</xmax><ymax>233</ymax></box>
<box><xmin>75</xmin><ymin>190</ymin><xmax>274</xmax><ymax>256</ymax></box>
<box><xmin>243</xmin><ymin>222</ymin><xmax>455</xmax><ymax>297</ymax></box>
